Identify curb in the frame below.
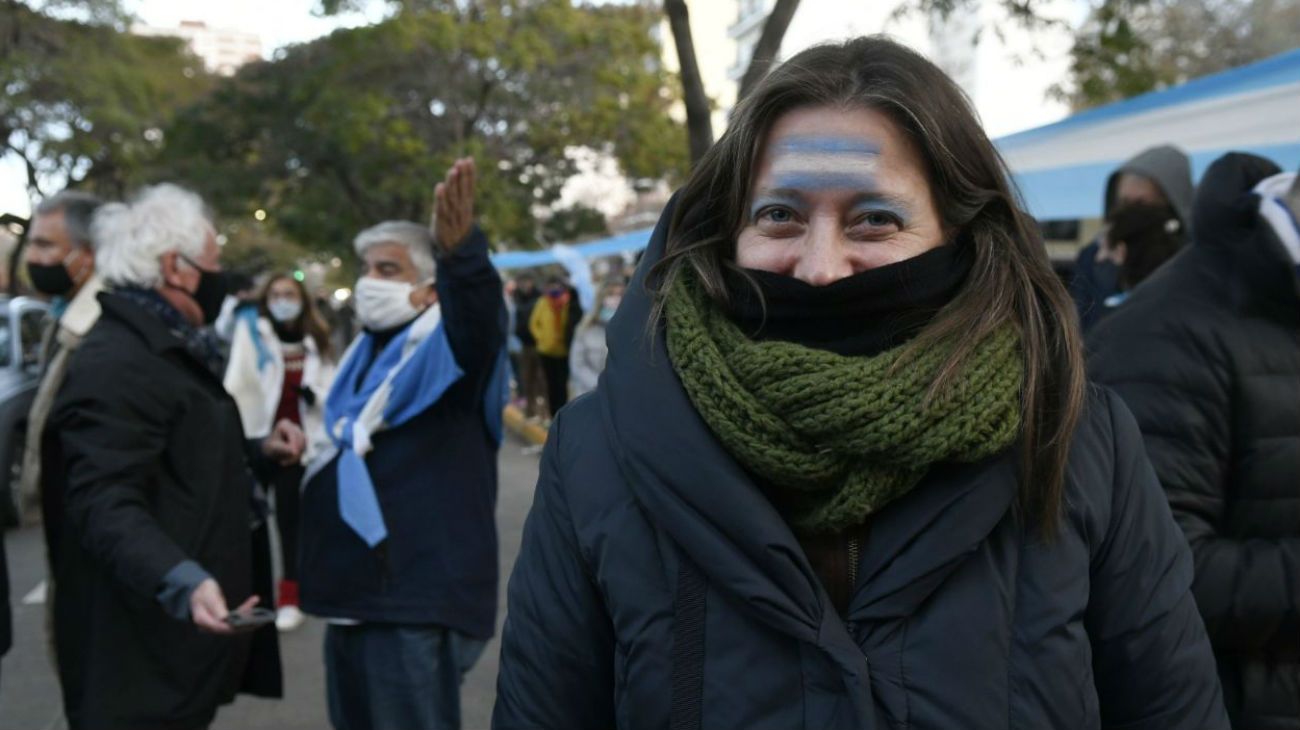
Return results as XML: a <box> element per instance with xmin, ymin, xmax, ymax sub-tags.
<box><xmin>503</xmin><ymin>405</ymin><xmax>549</xmax><ymax>446</ymax></box>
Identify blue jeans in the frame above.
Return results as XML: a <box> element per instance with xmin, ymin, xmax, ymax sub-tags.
<box><xmin>324</xmin><ymin>624</ymin><xmax>487</xmax><ymax>730</ymax></box>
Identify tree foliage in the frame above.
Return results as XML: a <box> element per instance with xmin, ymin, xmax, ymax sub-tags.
<box><xmin>1054</xmin><ymin>0</ymin><xmax>1300</xmax><ymax>110</ymax></box>
<box><xmin>155</xmin><ymin>0</ymin><xmax>688</xmax><ymax>255</ymax></box>
<box><xmin>0</xmin><ymin>0</ymin><xmax>211</xmax><ymax>200</ymax></box>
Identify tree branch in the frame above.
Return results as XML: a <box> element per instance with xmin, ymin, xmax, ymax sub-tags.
<box><xmin>664</xmin><ymin>0</ymin><xmax>713</xmax><ymax>164</ymax></box>
<box><xmin>738</xmin><ymin>0</ymin><xmax>801</xmax><ymax>101</ymax></box>
<box><xmin>3</xmin><ymin>140</ymin><xmax>44</xmax><ymax>197</ymax></box>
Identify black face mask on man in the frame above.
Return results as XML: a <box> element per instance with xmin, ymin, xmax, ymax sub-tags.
<box><xmin>179</xmin><ymin>255</ymin><xmax>230</xmax><ymax>325</ymax></box>
<box><xmin>27</xmin><ymin>248</ymin><xmax>88</xmax><ymax>297</ymax></box>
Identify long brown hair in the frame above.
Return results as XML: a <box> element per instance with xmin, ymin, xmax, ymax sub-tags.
<box><xmin>260</xmin><ymin>274</ymin><xmax>335</xmax><ymax>362</ymax></box>
<box><xmin>650</xmin><ymin>36</ymin><xmax>1085</xmax><ymax>536</ymax></box>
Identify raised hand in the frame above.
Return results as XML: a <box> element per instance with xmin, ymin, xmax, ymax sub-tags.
<box><xmin>433</xmin><ymin>157</ymin><xmax>476</xmax><ymax>253</ymax></box>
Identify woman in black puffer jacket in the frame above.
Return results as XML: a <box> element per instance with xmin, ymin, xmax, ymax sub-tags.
<box><xmin>493</xmin><ymin>37</ymin><xmax>1228</xmax><ymax>730</ymax></box>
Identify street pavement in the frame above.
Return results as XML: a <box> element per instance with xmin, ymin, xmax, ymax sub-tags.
<box><xmin>0</xmin><ymin>435</ymin><xmax>542</xmax><ymax>730</ymax></box>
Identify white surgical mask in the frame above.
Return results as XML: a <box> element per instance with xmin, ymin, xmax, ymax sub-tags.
<box><xmin>354</xmin><ymin>276</ymin><xmax>427</xmax><ymax>331</ymax></box>
<box><xmin>268</xmin><ymin>299</ymin><xmax>303</xmax><ymax>323</ymax></box>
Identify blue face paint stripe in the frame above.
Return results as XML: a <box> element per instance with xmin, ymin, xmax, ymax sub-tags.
<box><xmin>774</xmin><ymin>137</ymin><xmax>880</xmax><ymax>155</ymax></box>
<box><xmin>771</xmin><ymin>172</ymin><xmax>879</xmax><ymax>192</ymax></box>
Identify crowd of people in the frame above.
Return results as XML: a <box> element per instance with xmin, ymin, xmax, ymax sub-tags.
<box><xmin>0</xmin><ymin>32</ymin><xmax>1297</xmax><ymax>730</ymax></box>
<box><xmin>0</xmin><ymin>158</ymin><xmax>510</xmax><ymax>730</ymax></box>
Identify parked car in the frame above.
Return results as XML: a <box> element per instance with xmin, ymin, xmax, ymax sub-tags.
<box><xmin>0</xmin><ymin>296</ymin><xmax>51</xmax><ymax>526</ymax></box>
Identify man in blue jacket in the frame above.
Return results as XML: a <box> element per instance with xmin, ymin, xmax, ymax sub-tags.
<box><xmin>299</xmin><ymin>158</ymin><xmax>508</xmax><ymax>730</ymax></box>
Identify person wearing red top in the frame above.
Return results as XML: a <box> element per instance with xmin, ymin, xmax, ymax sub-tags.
<box><xmin>224</xmin><ymin>273</ymin><xmax>337</xmax><ymax>631</ymax></box>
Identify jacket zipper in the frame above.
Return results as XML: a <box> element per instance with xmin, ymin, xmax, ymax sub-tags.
<box><xmin>847</xmin><ymin>536</ymin><xmax>860</xmax><ymax>598</ymax></box>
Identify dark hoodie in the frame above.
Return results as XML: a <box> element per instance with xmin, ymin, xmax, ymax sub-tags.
<box><xmin>493</xmin><ymin>198</ymin><xmax>1227</xmax><ymax>730</ymax></box>
<box><xmin>1072</xmin><ymin>145</ymin><xmax>1195</xmax><ymax>331</ymax></box>
<box><xmin>1089</xmin><ymin>152</ymin><xmax>1300</xmax><ymax>729</ymax></box>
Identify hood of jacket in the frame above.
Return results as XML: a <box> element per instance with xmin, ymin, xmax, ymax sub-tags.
<box><xmin>1189</xmin><ymin>152</ymin><xmax>1298</xmax><ymax>312</ymax></box>
<box><xmin>1105</xmin><ymin>145</ymin><xmax>1195</xmax><ymax>228</ymax></box>
<box><xmin>597</xmin><ymin>195</ymin><xmax>1019</xmax><ymax>717</ymax></box>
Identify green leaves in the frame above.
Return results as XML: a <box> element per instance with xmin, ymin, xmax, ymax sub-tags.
<box><xmin>1055</xmin><ymin>0</ymin><xmax>1300</xmax><ymax>110</ymax></box>
<box><xmin>1</xmin><ymin>2</ymin><xmax>211</xmax><ymax>198</ymax></box>
<box><xmin>155</xmin><ymin>0</ymin><xmax>687</xmax><ymax>256</ymax></box>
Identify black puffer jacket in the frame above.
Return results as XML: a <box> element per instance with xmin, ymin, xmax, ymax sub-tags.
<box><xmin>494</xmin><ymin>201</ymin><xmax>1229</xmax><ymax>729</ymax></box>
<box><xmin>1089</xmin><ymin>153</ymin><xmax>1300</xmax><ymax>729</ymax></box>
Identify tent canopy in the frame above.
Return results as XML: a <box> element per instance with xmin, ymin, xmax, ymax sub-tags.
<box><xmin>490</xmin><ymin>226</ymin><xmax>653</xmax><ymax>271</ymax></box>
<box><xmin>997</xmin><ymin>48</ymin><xmax>1300</xmax><ymax>221</ymax></box>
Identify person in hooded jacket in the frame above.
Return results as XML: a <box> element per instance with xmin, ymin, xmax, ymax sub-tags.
<box><xmin>224</xmin><ymin>272</ymin><xmax>338</xmax><ymax>632</ymax></box>
<box><xmin>493</xmin><ymin>37</ymin><xmax>1227</xmax><ymax>730</ymax></box>
<box><xmin>1089</xmin><ymin>153</ymin><xmax>1300</xmax><ymax>729</ymax></box>
<box><xmin>1091</xmin><ymin>201</ymin><xmax>1186</xmax><ymax>315</ymax></box>
<box><xmin>1069</xmin><ymin>144</ymin><xmax>1194</xmax><ymax>332</ymax></box>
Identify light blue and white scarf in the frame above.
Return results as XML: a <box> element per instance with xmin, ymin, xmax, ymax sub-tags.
<box><xmin>318</xmin><ymin>305</ymin><xmax>464</xmax><ymax>547</ymax></box>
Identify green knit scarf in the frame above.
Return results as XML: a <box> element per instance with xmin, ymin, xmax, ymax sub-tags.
<box><xmin>665</xmin><ymin>268</ymin><xmax>1024</xmax><ymax>534</ymax></box>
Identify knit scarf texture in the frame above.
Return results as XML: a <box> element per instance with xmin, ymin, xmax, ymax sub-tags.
<box><xmin>665</xmin><ymin>267</ymin><xmax>1024</xmax><ymax>534</ymax></box>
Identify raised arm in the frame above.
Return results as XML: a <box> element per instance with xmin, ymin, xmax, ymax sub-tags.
<box><xmin>430</xmin><ymin>157</ymin><xmax>505</xmax><ymax>376</ymax></box>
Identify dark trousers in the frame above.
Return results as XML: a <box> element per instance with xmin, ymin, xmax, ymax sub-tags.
<box><xmin>272</xmin><ymin>464</ymin><xmax>305</xmax><ymax>582</ymax></box>
<box><xmin>325</xmin><ymin>624</ymin><xmax>486</xmax><ymax>730</ymax></box>
<box><xmin>540</xmin><ymin>354</ymin><xmax>569</xmax><ymax>417</ymax></box>
<box><xmin>518</xmin><ymin>346</ymin><xmax>546</xmax><ymax>418</ymax></box>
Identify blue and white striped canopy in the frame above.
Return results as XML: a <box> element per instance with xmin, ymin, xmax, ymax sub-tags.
<box><xmin>998</xmin><ymin>48</ymin><xmax>1300</xmax><ymax>221</ymax></box>
<box><xmin>490</xmin><ymin>226</ymin><xmax>653</xmax><ymax>271</ymax></box>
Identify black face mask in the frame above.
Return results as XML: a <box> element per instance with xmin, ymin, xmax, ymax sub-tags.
<box><xmin>27</xmin><ymin>260</ymin><xmax>76</xmax><ymax>297</ymax></box>
<box><xmin>721</xmin><ymin>242</ymin><xmax>974</xmax><ymax>358</ymax></box>
<box><xmin>180</xmin><ymin>256</ymin><xmax>230</xmax><ymax>325</ymax></box>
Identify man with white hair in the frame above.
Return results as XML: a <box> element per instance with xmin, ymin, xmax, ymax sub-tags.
<box><xmin>46</xmin><ymin>183</ymin><xmax>304</xmax><ymax>730</ymax></box>
<box><xmin>298</xmin><ymin>158</ymin><xmax>509</xmax><ymax>730</ymax></box>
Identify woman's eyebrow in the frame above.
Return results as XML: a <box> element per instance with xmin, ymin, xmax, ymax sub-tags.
<box><xmin>749</xmin><ymin>190</ymin><xmax>807</xmax><ymax>217</ymax></box>
<box><xmin>850</xmin><ymin>192</ymin><xmax>913</xmax><ymax>216</ymax></box>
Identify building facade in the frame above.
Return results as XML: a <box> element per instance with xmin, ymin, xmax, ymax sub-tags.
<box><xmin>132</xmin><ymin>21</ymin><xmax>264</xmax><ymax>77</ymax></box>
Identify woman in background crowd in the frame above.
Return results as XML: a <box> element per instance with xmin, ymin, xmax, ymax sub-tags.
<box><xmin>225</xmin><ymin>273</ymin><xmax>337</xmax><ymax>631</ymax></box>
<box><xmin>568</xmin><ymin>278</ymin><xmax>625</xmax><ymax>398</ymax></box>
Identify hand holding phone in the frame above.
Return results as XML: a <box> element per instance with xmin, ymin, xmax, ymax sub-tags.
<box><xmin>225</xmin><ymin>607</ymin><xmax>277</xmax><ymax>630</ymax></box>
<box><xmin>192</xmin><ymin>579</ymin><xmax>266</xmax><ymax>635</ymax></box>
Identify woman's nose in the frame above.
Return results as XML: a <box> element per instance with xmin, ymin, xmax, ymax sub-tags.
<box><xmin>792</xmin><ymin>223</ymin><xmax>854</xmax><ymax>286</ymax></box>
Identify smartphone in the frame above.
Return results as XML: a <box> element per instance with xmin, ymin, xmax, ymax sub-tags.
<box><xmin>225</xmin><ymin>607</ymin><xmax>277</xmax><ymax>629</ymax></box>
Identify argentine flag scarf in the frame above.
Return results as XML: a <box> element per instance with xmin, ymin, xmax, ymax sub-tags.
<box><xmin>318</xmin><ymin>304</ymin><xmax>463</xmax><ymax>547</ymax></box>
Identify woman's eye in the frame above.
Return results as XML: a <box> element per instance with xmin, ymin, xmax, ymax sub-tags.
<box><xmin>863</xmin><ymin>212</ymin><xmax>898</xmax><ymax>228</ymax></box>
<box><xmin>762</xmin><ymin>207</ymin><xmax>794</xmax><ymax>224</ymax></box>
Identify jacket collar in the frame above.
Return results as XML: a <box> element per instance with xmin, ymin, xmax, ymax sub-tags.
<box><xmin>96</xmin><ymin>291</ymin><xmax>226</xmax><ymax>389</ymax></box>
<box><xmin>59</xmin><ymin>275</ymin><xmax>104</xmax><ymax>340</ymax></box>
<box><xmin>600</xmin><ymin>195</ymin><xmax>1018</xmax><ymax>692</ymax></box>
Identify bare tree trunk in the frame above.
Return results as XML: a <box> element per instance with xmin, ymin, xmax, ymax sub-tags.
<box><xmin>664</xmin><ymin>0</ymin><xmax>714</xmax><ymax>164</ymax></box>
<box><xmin>738</xmin><ymin>0</ymin><xmax>801</xmax><ymax>101</ymax></box>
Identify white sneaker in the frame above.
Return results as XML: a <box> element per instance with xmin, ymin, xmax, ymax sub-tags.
<box><xmin>276</xmin><ymin>605</ymin><xmax>305</xmax><ymax>632</ymax></box>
